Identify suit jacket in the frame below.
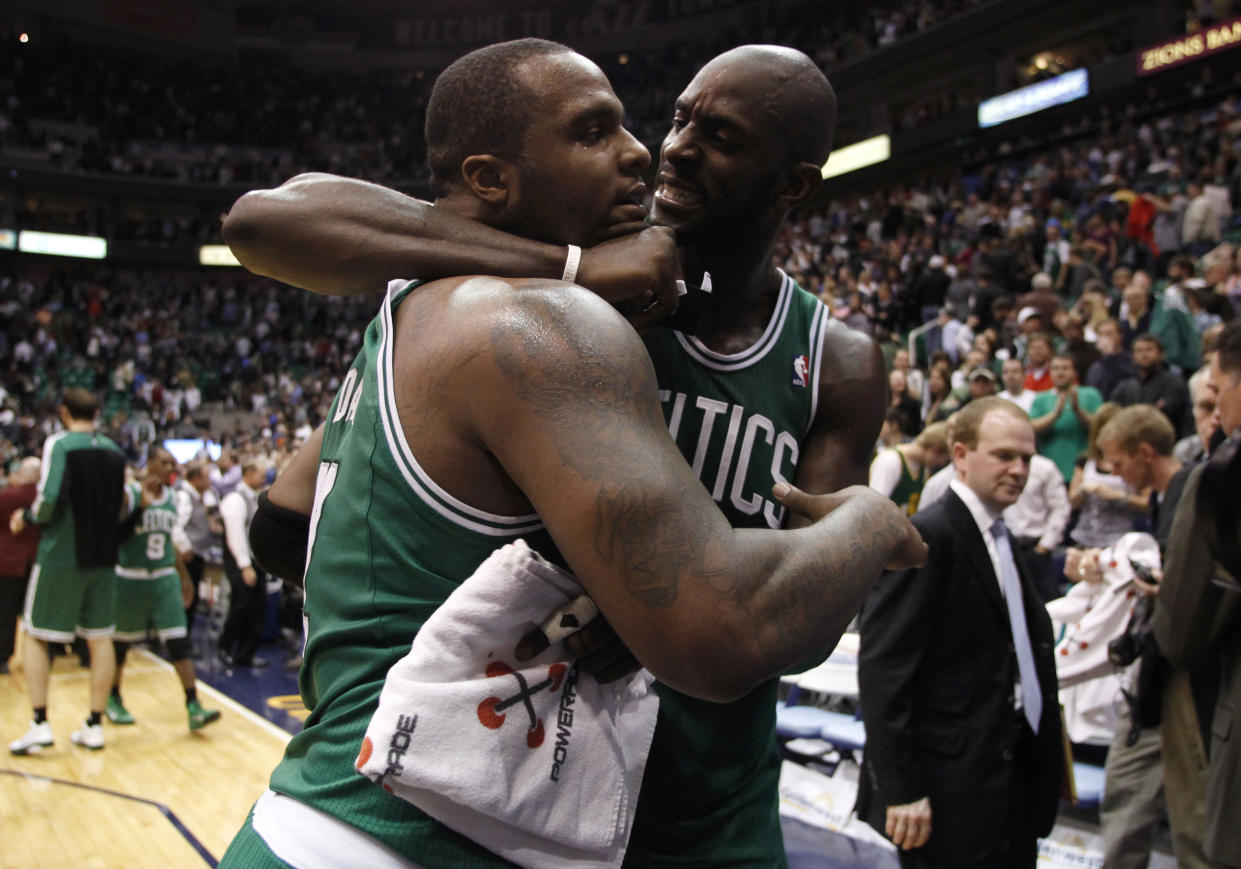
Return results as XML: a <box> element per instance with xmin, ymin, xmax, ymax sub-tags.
<box><xmin>857</xmin><ymin>489</ymin><xmax>1063</xmax><ymax>864</ymax></box>
<box><xmin>0</xmin><ymin>483</ymin><xmax>39</xmax><ymax>577</ymax></box>
<box><xmin>1154</xmin><ymin>462</ymin><xmax>1241</xmax><ymax>866</ymax></box>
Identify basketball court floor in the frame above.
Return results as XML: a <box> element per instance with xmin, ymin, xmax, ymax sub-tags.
<box><xmin>1</xmin><ymin>625</ymin><xmax>1178</xmax><ymax>868</ymax></box>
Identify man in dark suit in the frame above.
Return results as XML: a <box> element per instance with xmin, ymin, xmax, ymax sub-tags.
<box><xmin>858</xmin><ymin>396</ymin><xmax>1063</xmax><ymax>868</ymax></box>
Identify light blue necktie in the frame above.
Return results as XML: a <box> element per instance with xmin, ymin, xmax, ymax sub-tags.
<box><xmin>991</xmin><ymin>517</ymin><xmax>1042</xmax><ymax>733</ymax></box>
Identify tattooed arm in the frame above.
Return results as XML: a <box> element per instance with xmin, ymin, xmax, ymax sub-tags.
<box><xmin>462</xmin><ymin>281</ymin><xmax>924</xmax><ymax>702</ymax></box>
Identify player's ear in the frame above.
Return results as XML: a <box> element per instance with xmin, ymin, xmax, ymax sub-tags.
<box><xmin>775</xmin><ymin>162</ymin><xmax>823</xmax><ymax>212</ymax></box>
<box><xmin>460</xmin><ymin>154</ymin><xmax>519</xmax><ymax>207</ymax></box>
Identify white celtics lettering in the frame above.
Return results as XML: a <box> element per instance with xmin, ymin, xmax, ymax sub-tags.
<box><xmin>660</xmin><ymin>391</ymin><xmax>799</xmax><ymax>528</ymax></box>
<box><xmin>332</xmin><ymin>367</ymin><xmax>364</xmax><ymax>425</ymax></box>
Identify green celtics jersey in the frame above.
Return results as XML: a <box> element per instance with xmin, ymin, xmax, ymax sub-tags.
<box><xmin>890</xmin><ymin>449</ymin><xmax>926</xmax><ymax>516</ymax></box>
<box><xmin>631</xmin><ymin>271</ymin><xmax>829</xmax><ymax>866</ymax></box>
<box><xmin>117</xmin><ymin>483</ymin><xmax>179</xmax><ymax>578</ymax></box>
<box><xmin>268</xmin><ymin>281</ymin><xmax>558</xmax><ymax>868</ymax></box>
<box><xmin>31</xmin><ymin>430</ymin><xmax>125</xmax><ymax>569</ymax></box>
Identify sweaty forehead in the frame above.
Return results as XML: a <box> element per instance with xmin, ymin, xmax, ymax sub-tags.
<box><xmin>678</xmin><ymin>61</ymin><xmax>783</xmax><ymax>129</ymax></box>
<box><xmin>519</xmin><ymin>52</ymin><xmax>619</xmax><ymax>115</ymax></box>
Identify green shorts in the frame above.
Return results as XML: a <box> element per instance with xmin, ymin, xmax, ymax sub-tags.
<box><xmin>218</xmin><ymin>812</ymin><xmax>295</xmax><ymax>869</ymax></box>
<box><xmin>23</xmin><ymin>563</ymin><xmax>117</xmax><ymax>643</ymax></box>
<box><xmin>114</xmin><ymin>573</ymin><xmax>187</xmax><ymax>641</ymax></box>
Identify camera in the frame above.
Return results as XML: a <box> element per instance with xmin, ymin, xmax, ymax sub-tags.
<box><xmin>1107</xmin><ymin>558</ymin><xmax>1159</xmax><ymax>667</ymax></box>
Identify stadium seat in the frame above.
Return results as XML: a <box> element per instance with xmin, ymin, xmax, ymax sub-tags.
<box><xmin>818</xmin><ymin>712</ymin><xmax>867</xmax><ymax>753</ymax></box>
<box><xmin>1071</xmin><ymin>762</ymin><xmax>1106</xmax><ymax>809</ymax></box>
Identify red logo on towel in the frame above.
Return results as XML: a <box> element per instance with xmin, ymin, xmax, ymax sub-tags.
<box><xmin>477</xmin><ymin>660</ymin><xmax>568</xmax><ymax>749</ymax></box>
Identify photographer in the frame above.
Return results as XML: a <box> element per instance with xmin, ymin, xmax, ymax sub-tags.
<box><xmin>1079</xmin><ymin>404</ymin><xmax>1217</xmax><ymax>869</ymax></box>
<box><xmin>1155</xmin><ymin>323</ymin><xmax>1241</xmax><ymax>869</ymax></box>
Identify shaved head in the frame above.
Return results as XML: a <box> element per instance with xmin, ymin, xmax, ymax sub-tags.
<box><xmin>695</xmin><ymin>45</ymin><xmax>837</xmax><ymax>168</ymax></box>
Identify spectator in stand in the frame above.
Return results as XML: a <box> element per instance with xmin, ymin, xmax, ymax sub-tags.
<box><xmin>1182</xmin><ymin>181</ymin><xmax>1222</xmax><ymax>257</ymax></box>
<box><xmin>1062</xmin><ymin>315</ymin><xmax>1102</xmax><ymax>388</ymax></box>
<box><xmin>913</xmin><ymin>254</ymin><xmax>950</xmax><ymax>324</ymax></box>
<box><xmin>922</xmin><ymin>362</ymin><xmax>955</xmax><ymax>425</ymax></box>
<box><xmin>1086</xmin><ymin>318</ymin><xmax>1140</xmax><ymax>400</ymax></box>
<box><xmin>1119</xmin><ymin>271</ymin><xmax>1200</xmax><ymax>374</ymax></box>
<box><xmin>1112</xmin><ymin>334</ymin><xmax>1192</xmax><ymax>437</ymax></box>
<box><xmin>1017</xmin><ymin>273</ymin><xmax>1060</xmax><ymax>326</ymax></box>
<box><xmin>0</xmin><ymin>457</ymin><xmax>41</xmax><ymax>673</ymax></box>
<box><xmin>892</xmin><ymin>348</ymin><xmax>924</xmax><ymax>400</ymax></box>
<box><xmin>1072</xmin><ymin>280</ymin><xmax>1113</xmax><ymax>341</ymax></box>
<box><xmin>868</xmin><ymin>421</ymin><xmax>950</xmax><ymax>516</ymax></box>
<box><xmin>1057</xmin><ymin>246</ymin><xmax>1102</xmax><ymax>298</ymax></box>
<box><xmin>1031</xmin><ymin>353</ymin><xmax>1102</xmax><ymax>483</ymax></box>
<box><xmin>1013</xmin><ymin>308</ymin><xmax>1049</xmax><ymax>362</ymax></box>
<box><xmin>1068</xmin><ymin>403</ymin><xmax>1148</xmax><ymax>549</ymax></box>
<box><xmin>1161</xmin><ymin>254</ymin><xmax>1203</xmax><ymax>315</ymax></box>
<box><xmin>1041</xmin><ymin>218</ymin><xmax>1070</xmax><ymax>284</ymax></box>
<box><xmin>1023</xmin><ymin>334</ymin><xmax>1055</xmax><ymax>392</ymax></box>
<box><xmin>970</xmin><ymin>265</ymin><xmax>1004</xmax><ymax>331</ymax></box>
<box><xmin>998</xmin><ymin>357</ymin><xmax>1037</xmax><ymax>414</ymax></box>
<box><xmin>1173</xmin><ymin>367</ymin><xmax>1220</xmax><ymax>466</ymax></box>
<box><xmin>212</xmin><ymin>450</ymin><xmax>242</xmax><ymax>497</ymax></box>
<box><xmin>888</xmin><ymin>369</ymin><xmax>923</xmax><ymax>438</ymax></box>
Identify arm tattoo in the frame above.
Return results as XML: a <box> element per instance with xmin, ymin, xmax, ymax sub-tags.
<box><xmin>594</xmin><ymin>482</ymin><xmax>719</xmax><ymax>608</ymax></box>
<box><xmin>490</xmin><ymin>291</ymin><xmax>649</xmax><ymax>431</ymax></box>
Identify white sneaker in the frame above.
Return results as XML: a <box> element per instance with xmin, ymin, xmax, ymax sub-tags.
<box><xmin>9</xmin><ymin>720</ymin><xmax>54</xmax><ymax>755</ymax></box>
<box><xmin>70</xmin><ymin>722</ymin><xmax>104</xmax><ymax>750</ymax></box>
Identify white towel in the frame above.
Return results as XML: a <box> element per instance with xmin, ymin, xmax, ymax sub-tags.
<box><xmin>356</xmin><ymin>540</ymin><xmax>659</xmax><ymax>869</ymax></box>
<box><xmin>1047</xmin><ymin>532</ymin><xmax>1160</xmax><ymax>744</ymax></box>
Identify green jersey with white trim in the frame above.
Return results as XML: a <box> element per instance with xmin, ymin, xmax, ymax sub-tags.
<box><xmin>268</xmin><ymin>281</ymin><xmax>558</xmax><ymax>868</ymax></box>
<box><xmin>117</xmin><ymin>483</ymin><xmax>179</xmax><ymax>578</ymax></box>
<box><xmin>30</xmin><ymin>430</ymin><xmax>125</xmax><ymax>569</ymax></box>
<box><xmin>630</xmin><ymin>271</ymin><xmax>830</xmax><ymax>866</ymax></box>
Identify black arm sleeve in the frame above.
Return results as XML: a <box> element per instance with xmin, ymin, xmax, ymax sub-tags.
<box><xmin>250</xmin><ymin>490</ymin><xmax>310</xmax><ymax>586</ymax></box>
<box><xmin>117</xmin><ymin>504</ymin><xmax>145</xmax><ymax>543</ymax></box>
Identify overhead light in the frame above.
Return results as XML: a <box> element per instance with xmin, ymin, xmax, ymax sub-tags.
<box><xmin>19</xmin><ymin>33</ymin><xmax>29</xmax><ymax>44</ymax></box>
<box><xmin>18</xmin><ymin>231</ymin><xmax>107</xmax><ymax>259</ymax></box>
<box><xmin>821</xmin><ymin>134</ymin><xmax>891</xmax><ymax>180</ymax></box>
<box><xmin>199</xmin><ymin>245</ymin><xmax>242</xmax><ymax>266</ymax></box>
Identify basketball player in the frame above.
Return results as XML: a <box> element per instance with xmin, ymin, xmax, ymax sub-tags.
<box><xmin>8</xmin><ymin>388</ymin><xmax>125</xmax><ymax>753</ymax></box>
<box><xmin>225</xmin><ymin>43</ymin><xmax>883</xmax><ymax>864</ymax></box>
<box><xmin>217</xmin><ymin>40</ymin><xmax>920</xmax><ymax>867</ymax></box>
<box><xmin>107</xmin><ymin>447</ymin><xmax>220</xmax><ymax>731</ymax></box>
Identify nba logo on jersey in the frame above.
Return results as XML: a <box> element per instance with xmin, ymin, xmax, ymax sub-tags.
<box><xmin>791</xmin><ymin>355</ymin><xmax>809</xmax><ymax>388</ymax></box>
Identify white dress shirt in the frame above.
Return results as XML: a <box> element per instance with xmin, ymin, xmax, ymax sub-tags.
<box><xmin>1002</xmin><ymin>454</ymin><xmax>1070</xmax><ymax>551</ymax></box>
<box><xmin>219</xmin><ymin>481</ymin><xmax>257</xmax><ymax>569</ymax></box>
<box><xmin>949</xmin><ymin>479</ymin><xmax>1005</xmax><ymax>596</ymax></box>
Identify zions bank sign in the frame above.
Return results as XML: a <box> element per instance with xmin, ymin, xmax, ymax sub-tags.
<box><xmin>1138</xmin><ymin>16</ymin><xmax>1241</xmax><ymax>76</ymax></box>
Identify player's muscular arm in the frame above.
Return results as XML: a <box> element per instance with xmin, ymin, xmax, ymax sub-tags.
<box><xmin>222</xmin><ymin>173</ymin><xmax>678</xmax><ymax>311</ymax></box>
<box><xmin>786</xmin><ymin>325</ymin><xmax>887</xmax><ymax>528</ymax></box>
<box><xmin>471</xmin><ymin>284</ymin><xmax>922</xmax><ymax>702</ymax></box>
<box><xmin>267</xmin><ymin>425</ymin><xmax>324</xmax><ymax>516</ymax></box>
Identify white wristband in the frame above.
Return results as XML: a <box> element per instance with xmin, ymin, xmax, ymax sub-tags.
<box><xmin>562</xmin><ymin>244</ymin><xmax>582</xmax><ymax>284</ymax></box>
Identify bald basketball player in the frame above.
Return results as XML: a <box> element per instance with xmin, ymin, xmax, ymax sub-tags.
<box><xmin>225</xmin><ymin>43</ymin><xmax>892</xmax><ymax>866</ymax></box>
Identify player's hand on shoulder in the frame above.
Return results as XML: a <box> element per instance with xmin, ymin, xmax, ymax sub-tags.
<box><xmin>577</xmin><ymin>227</ymin><xmax>680</xmax><ymax>329</ymax></box>
<box><xmin>772</xmin><ymin>482</ymin><xmax>928</xmax><ymax>570</ymax></box>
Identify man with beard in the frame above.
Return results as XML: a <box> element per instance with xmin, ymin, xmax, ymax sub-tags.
<box><xmin>224</xmin><ymin>44</ymin><xmax>889</xmax><ymax>867</ymax></box>
<box><xmin>220</xmin><ymin>41</ymin><xmax>917</xmax><ymax>867</ymax></box>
